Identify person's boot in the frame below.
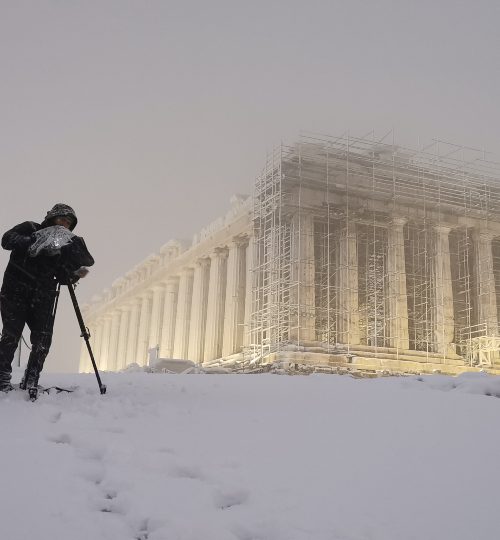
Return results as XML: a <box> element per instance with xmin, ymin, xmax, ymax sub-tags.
<box><xmin>21</xmin><ymin>345</ymin><xmax>48</xmax><ymax>392</ymax></box>
<box><xmin>19</xmin><ymin>366</ymin><xmax>38</xmax><ymax>391</ymax></box>
<box><xmin>0</xmin><ymin>374</ymin><xmax>13</xmax><ymax>393</ymax></box>
<box><xmin>20</xmin><ymin>368</ymin><xmax>41</xmax><ymax>400</ymax></box>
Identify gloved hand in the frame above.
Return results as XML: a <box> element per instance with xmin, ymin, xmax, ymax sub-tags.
<box><xmin>13</xmin><ymin>233</ymin><xmax>34</xmax><ymax>251</ymax></box>
<box><xmin>74</xmin><ymin>266</ymin><xmax>89</xmax><ymax>279</ymax></box>
<box><xmin>22</xmin><ymin>234</ymin><xmax>36</xmax><ymax>250</ymax></box>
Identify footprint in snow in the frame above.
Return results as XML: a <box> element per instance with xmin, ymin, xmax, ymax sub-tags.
<box><xmin>77</xmin><ymin>445</ymin><xmax>106</xmax><ymax>461</ymax></box>
<box><xmin>79</xmin><ymin>464</ymin><xmax>105</xmax><ymax>486</ymax></box>
<box><xmin>135</xmin><ymin>519</ymin><xmax>150</xmax><ymax>540</ymax></box>
<box><xmin>49</xmin><ymin>411</ymin><xmax>62</xmax><ymax>423</ymax></box>
<box><xmin>99</xmin><ymin>491</ymin><xmax>122</xmax><ymax>514</ymax></box>
<box><xmin>170</xmin><ymin>463</ymin><xmax>205</xmax><ymax>481</ymax></box>
<box><xmin>214</xmin><ymin>488</ymin><xmax>249</xmax><ymax>510</ymax></box>
<box><xmin>49</xmin><ymin>432</ymin><xmax>71</xmax><ymax>445</ymax></box>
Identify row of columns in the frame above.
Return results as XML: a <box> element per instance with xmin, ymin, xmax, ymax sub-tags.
<box><xmin>292</xmin><ymin>215</ymin><xmax>498</xmax><ymax>356</ymax></box>
<box><xmin>80</xmin><ymin>236</ymin><xmax>252</xmax><ymax>372</ymax></box>
<box><xmin>80</xmin><ymin>216</ymin><xmax>499</xmax><ymax>370</ymax></box>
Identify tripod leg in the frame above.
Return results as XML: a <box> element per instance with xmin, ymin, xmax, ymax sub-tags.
<box><xmin>67</xmin><ymin>283</ymin><xmax>106</xmax><ymax>394</ymax></box>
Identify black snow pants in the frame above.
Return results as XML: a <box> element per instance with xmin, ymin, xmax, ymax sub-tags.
<box><xmin>0</xmin><ymin>276</ymin><xmax>57</xmax><ymax>387</ymax></box>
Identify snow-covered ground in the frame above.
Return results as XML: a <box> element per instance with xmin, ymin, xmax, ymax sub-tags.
<box><xmin>1</xmin><ymin>371</ymin><xmax>499</xmax><ymax>540</ymax></box>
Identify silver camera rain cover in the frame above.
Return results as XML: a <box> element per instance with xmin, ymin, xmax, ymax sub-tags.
<box><xmin>28</xmin><ymin>225</ymin><xmax>75</xmax><ymax>257</ymax></box>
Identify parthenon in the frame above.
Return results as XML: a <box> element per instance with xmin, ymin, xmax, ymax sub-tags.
<box><xmin>80</xmin><ymin>132</ymin><xmax>500</xmax><ymax>375</ymax></box>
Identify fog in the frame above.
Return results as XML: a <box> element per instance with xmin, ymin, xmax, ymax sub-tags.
<box><xmin>1</xmin><ymin>0</ymin><xmax>498</xmax><ymax>373</ymax></box>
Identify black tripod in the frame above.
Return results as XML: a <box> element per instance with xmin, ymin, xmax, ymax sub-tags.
<box><xmin>21</xmin><ymin>280</ymin><xmax>107</xmax><ymax>398</ymax></box>
<box><xmin>67</xmin><ymin>281</ymin><xmax>107</xmax><ymax>395</ymax></box>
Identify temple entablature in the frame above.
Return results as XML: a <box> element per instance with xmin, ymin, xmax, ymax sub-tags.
<box><xmin>160</xmin><ymin>239</ymin><xmax>184</xmax><ymax>263</ymax></box>
<box><xmin>85</xmin><ymin>195</ymin><xmax>253</xmax><ymax>319</ymax></box>
<box><xmin>194</xmin><ymin>194</ymin><xmax>251</xmax><ymax>246</ymax></box>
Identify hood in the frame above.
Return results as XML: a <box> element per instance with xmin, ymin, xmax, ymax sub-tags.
<box><xmin>41</xmin><ymin>203</ymin><xmax>78</xmax><ymax>231</ymax></box>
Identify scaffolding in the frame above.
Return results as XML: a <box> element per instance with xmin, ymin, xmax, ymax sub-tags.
<box><xmin>249</xmin><ymin>131</ymin><xmax>500</xmax><ymax>369</ymax></box>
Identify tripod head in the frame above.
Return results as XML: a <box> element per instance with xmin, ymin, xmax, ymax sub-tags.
<box><xmin>56</xmin><ymin>266</ymin><xmax>88</xmax><ymax>285</ymax></box>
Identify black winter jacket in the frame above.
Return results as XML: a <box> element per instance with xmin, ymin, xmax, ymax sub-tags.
<box><xmin>1</xmin><ymin>221</ymin><xmax>94</xmax><ymax>289</ymax></box>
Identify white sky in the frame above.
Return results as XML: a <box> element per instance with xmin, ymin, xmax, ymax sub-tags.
<box><xmin>1</xmin><ymin>0</ymin><xmax>499</xmax><ymax>372</ymax></box>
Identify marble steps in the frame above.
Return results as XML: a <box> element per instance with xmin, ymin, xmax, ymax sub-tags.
<box><xmin>344</xmin><ymin>347</ymin><xmax>465</xmax><ymax>366</ymax></box>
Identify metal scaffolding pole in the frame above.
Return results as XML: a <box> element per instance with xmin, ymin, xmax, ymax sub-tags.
<box><xmin>249</xmin><ymin>130</ymin><xmax>500</xmax><ymax>370</ymax></box>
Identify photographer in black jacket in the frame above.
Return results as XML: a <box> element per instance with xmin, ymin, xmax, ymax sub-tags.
<box><xmin>0</xmin><ymin>204</ymin><xmax>94</xmax><ymax>392</ymax></box>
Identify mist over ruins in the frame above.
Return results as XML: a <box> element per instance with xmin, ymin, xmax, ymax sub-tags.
<box><xmin>81</xmin><ymin>132</ymin><xmax>500</xmax><ymax>376</ymax></box>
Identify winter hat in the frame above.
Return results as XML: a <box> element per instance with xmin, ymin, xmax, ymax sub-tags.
<box><xmin>42</xmin><ymin>203</ymin><xmax>78</xmax><ymax>230</ymax></box>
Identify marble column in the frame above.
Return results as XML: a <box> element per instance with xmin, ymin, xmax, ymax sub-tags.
<box><xmin>99</xmin><ymin>315</ymin><xmax>112</xmax><ymax>371</ymax></box>
<box><xmin>136</xmin><ymin>292</ymin><xmax>152</xmax><ymax>366</ymax></box>
<box><xmin>91</xmin><ymin>318</ymin><xmax>104</xmax><ymax>372</ymax></box>
<box><xmin>173</xmin><ymin>268</ymin><xmax>194</xmax><ymax>359</ymax></box>
<box><xmin>188</xmin><ymin>258</ymin><xmax>211</xmax><ymax>363</ymax></box>
<box><xmin>204</xmin><ymin>248</ymin><xmax>229</xmax><ymax>362</ymax></box>
<box><xmin>387</xmin><ymin>217</ymin><xmax>410</xmax><ymax>350</ymax></box>
<box><xmin>475</xmin><ymin>231</ymin><xmax>498</xmax><ymax>332</ymax></box>
<box><xmin>159</xmin><ymin>278</ymin><xmax>179</xmax><ymax>358</ymax></box>
<box><xmin>125</xmin><ymin>298</ymin><xmax>141</xmax><ymax>366</ymax></box>
<box><xmin>474</xmin><ymin>230</ymin><xmax>499</xmax><ymax>364</ymax></box>
<box><xmin>222</xmin><ymin>238</ymin><xmax>247</xmax><ymax>356</ymax></box>
<box><xmin>290</xmin><ymin>213</ymin><xmax>316</xmax><ymax>342</ymax></box>
<box><xmin>337</xmin><ymin>224</ymin><xmax>360</xmax><ymax>345</ymax></box>
<box><xmin>243</xmin><ymin>236</ymin><xmax>255</xmax><ymax>347</ymax></box>
<box><xmin>433</xmin><ymin>225</ymin><xmax>455</xmax><ymax>356</ymax></box>
<box><xmin>115</xmin><ymin>306</ymin><xmax>130</xmax><ymax>371</ymax></box>
<box><xmin>148</xmin><ymin>284</ymin><xmax>166</xmax><ymax>352</ymax></box>
<box><xmin>107</xmin><ymin>310</ymin><xmax>121</xmax><ymax>371</ymax></box>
